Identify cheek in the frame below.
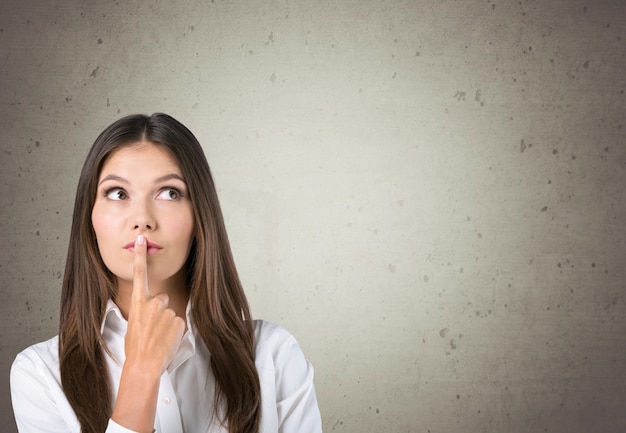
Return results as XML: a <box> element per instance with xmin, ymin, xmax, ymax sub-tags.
<box><xmin>167</xmin><ymin>209</ymin><xmax>195</xmax><ymax>246</ymax></box>
<box><xmin>91</xmin><ymin>207</ymin><xmax>104</xmax><ymax>241</ymax></box>
<box><xmin>91</xmin><ymin>212</ymin><xmax>105</xmax><ymax>239</ymax></box>
<box><xmin>175</xmin><ymin>215</ymin><xmax>195</xmax><ymax>237</ymax></box>
<box><xmin>91</xmin><ymin>204</ymin><xmax>122</xmax><ymax>245</ymax></box>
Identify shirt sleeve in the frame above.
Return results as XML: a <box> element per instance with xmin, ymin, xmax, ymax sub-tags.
<box><xmin>11</xmin><ymin>348</ymin><xmax>143</xmax><ymax>433</ymax></box>
<box><xmin>105</xmin><ymin>420</ymin><xmax>146</xmax><ymax>433</ymax></box>
<box><xmin>268</xmin><ymin>325</ymin><xmax>323</xmax><ymax>433</ymax></box>
<box><xmin>11</xmin><ymin>350</ymin><xmax>71</xmax><ymax>433</ymax></box>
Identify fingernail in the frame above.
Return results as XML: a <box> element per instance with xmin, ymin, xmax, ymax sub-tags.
<box><xmin>136</xmin><ymin>235</ymin><xmax>145</xmax><ymax>246</ymax></box>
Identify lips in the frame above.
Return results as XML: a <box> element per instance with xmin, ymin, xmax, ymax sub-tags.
<box><xmin>123</xmin><ymin>239</ymin><xmax>163</xmax><ymax>255</ymax></box>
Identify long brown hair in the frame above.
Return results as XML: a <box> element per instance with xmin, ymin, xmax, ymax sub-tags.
<box><xmin>59</xmin><ymin>113</ymin><xmax>260</xmax><ymax>433</ymax></box>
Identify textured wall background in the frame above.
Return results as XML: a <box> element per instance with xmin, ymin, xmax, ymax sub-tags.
<box><xmin>1</xmin><ymin>0</ymin><xmax>625</xmax><ymax>432</ymax></box>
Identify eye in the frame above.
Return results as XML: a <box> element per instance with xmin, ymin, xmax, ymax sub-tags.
<box><xmin>105</xmin><ymin>188</ymin><xmax>127</xmax><ymax>201</ymax></box>
<box><xmin>157</xmin><ymin>187</ymin><xmax>182</xmax><ymax>201</ymax></box>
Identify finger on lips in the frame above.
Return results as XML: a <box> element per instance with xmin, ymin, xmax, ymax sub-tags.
<box><xmin>132</xmin><ymin>235</ymin><xmax>150</xmax><ymax>303</ymax></box>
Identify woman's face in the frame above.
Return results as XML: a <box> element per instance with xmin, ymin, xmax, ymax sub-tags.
<box><xmin>91</xmin><ymin>142</ymin><xmax>195</xmax><ymax>292</ymax></box>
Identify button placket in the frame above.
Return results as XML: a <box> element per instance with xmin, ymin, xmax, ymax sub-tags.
<box><xmin>155</xmin><ymin>372</ymin><xmax>183</xmax><ymax>433</ymax></box>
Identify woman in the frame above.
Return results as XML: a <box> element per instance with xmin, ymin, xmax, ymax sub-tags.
<box><xmin>10</xmin><ymin>113</ymin><xmax>322</xmax><ymax>433</ymax></box>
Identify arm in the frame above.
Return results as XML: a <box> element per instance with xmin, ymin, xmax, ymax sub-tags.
<box><xmin>265</xmin><ymin>324</ymin><xmax>323</xmax><ymax>433</ymax></box>
<box><xmin>10</xmin><ymin>237</ymin><xmax>182</xmax><ymax>433</ymax></box>
<box><xmin>110</xmin><ymin>235</ymin><xmax>185</xmax><ymax>432</ymax></box>
<box><xmin>11</xmin><ymin>348</ymin><xmax>140</xmax><ymax>433</ymax></box>
<box><xmin>11</xmin><ymin>349</ymin><xmax>72</xmax><ymax>433</ymax></box>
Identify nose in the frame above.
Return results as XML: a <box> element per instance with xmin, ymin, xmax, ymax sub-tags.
<box><xmin>132</xmin><ymin>199</ymin><xmax>156</xmax><ymax>231</ymax></box>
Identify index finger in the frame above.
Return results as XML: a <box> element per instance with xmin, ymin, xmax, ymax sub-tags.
<box><xmin>131</xmin><ymin>234</ymin><xmax>150</xmax><ymax>306</ymax></box>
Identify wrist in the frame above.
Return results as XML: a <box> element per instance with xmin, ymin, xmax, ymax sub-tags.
<box><xmin>112</xmin><ymin>362</ymin><xmax>161</xmax><ymax>433</ymax></box>
<box><xmin>122</xmin><ymin>357</ymin><xmax>163</xmax><ymax>382</ymax></box>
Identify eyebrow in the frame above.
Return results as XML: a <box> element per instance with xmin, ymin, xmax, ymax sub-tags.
<box><xmin>98</xmin><ymin>173</ymin><xmax>186</xmax><ymax>186</ymax></box>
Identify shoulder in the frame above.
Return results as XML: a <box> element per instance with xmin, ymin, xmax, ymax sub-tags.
<box><xmin>252</xmin><ymin>321</ymin><xmax>323</xmax><ymax>432</ymax></box>
<box><xmin>253</xmin><ymin>320</ymin><xmax>296</xmax><ymax>346</ymax></box>
<box><xmin>11</xmin><ymin>335</ymin><xmax>62</xmax><ymax>398</ymax></box>
<box><xmin>253</xmin><ymin>320</ymin><xmax>305</xmax><ymax>363</ymax></box>
<box><xmin>10</xmin><ymin>336</ymin><xmax>79</xmax><ymax>431</ymax></box>
<box><xmin>11</xmin><ymin>335</ymin><xmax>60</xmax><ymax>378</ymax></box>
<box><xmin>253</xmin><ymin>320</ymin><xmax>314</xmax><ymax>395</ymax></box>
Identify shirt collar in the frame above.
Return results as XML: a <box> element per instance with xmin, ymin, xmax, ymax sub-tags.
<box><xmin>100</xmin><ymin>299</ymin><xmax>198</xmax><ymax>372</ymax></box>
<box><xmin>101</xmin><ymin>299</ymin><xmax>126</xmax><ymax>334</ymax></box>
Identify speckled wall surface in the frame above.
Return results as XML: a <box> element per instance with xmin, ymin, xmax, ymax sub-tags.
<box><xmin>1</xmin><ymin>1</ymin><xmax>625</xmax><ymax>432</ymax></box>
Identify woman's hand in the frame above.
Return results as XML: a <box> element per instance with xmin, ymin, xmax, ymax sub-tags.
<box><xmin>111</xmin><ymin>234</ymin><xmax>186</xmax><ymax>433</ymax></box>
<box><xmin>124</xmin><ymin>234</ymin><xmax>186</xmax><ymax>373</ymax></box>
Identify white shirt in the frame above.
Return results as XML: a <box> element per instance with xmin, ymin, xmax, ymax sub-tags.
<box><xmin>10</xmin><ymin>300</ymin><xmax>323</xmax><ymax>433</ymax></box>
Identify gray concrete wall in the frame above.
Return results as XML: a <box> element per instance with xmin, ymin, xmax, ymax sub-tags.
<box><xmin>1</xmin><ymin>1</ymin><xmax>625</xmax><ymax>432</ymax></box>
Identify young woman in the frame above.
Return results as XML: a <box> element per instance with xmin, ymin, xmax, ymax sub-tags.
<box><xmin>10</xmin><ymin>113</ymin><xmax>322</xmax><ymax>433</ymax></box>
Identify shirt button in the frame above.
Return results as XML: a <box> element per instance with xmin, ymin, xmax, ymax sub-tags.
<box><xmin>163</xmin><ymin>397</ymin><xmax>171</xmax><ymax>405</ymax></box>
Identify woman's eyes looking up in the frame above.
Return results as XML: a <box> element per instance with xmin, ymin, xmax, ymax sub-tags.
<box><xmin>105</xmin><ymin>188</ymin><xmax>127</xmax><ymax>201</ymax></box>
<box><xmin>157</xmin><ymin>188</ymin><xmax>182</xmax><ymax>200</ymax></box>
<box><xmin>104</xmin><ymin>187</ymin><xmax>182</xmax><ymax>201</ymax></box>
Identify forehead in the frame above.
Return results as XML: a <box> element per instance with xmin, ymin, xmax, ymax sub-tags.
<box><xmin>99</xmin><ymin>142</ymin><xmax>182</xmax><ymax>178</ymax></box>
